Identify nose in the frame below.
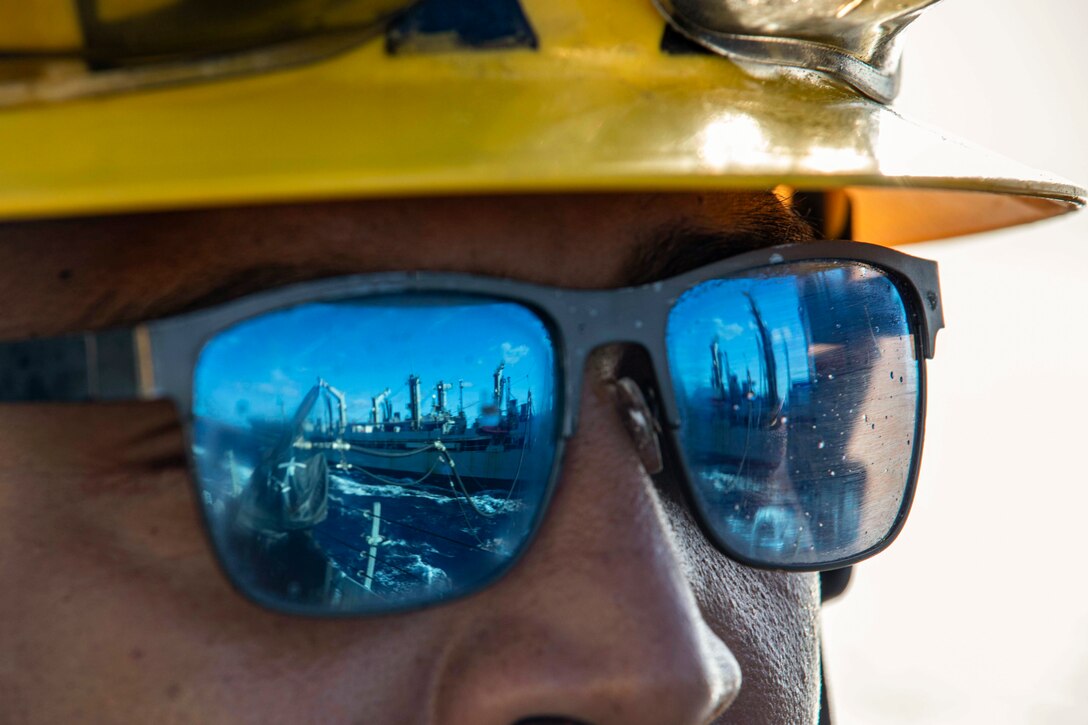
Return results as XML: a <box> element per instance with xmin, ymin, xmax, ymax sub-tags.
<box><xmin>432</xmin><ymin>362</ymin><xmax>741</xmax><ymax>725</ymax></box>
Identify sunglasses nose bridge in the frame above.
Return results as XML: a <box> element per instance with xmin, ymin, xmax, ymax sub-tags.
<box><xmin>562</xmin><ymin>288</ymin><xmax>650</xmax><ymax>348</ymax></box>
<box><xmin>556</xmin><ymin>287</ymin><xmax>682</xmax><ymax>435</ymax></box>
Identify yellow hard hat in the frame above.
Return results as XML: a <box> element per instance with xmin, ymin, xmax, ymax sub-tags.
<box><xmin>0</xmin><ymin>0</ymin><xmax>1083</xmax><ymax>245</ymax></box>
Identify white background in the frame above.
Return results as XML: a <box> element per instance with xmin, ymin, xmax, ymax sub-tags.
<box><xmin>822</xmin><ymin>1</ymin><xmax>1088</xmax><ymax>723</ymax></box>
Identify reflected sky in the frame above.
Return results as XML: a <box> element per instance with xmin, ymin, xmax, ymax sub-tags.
<box><xmin>669</xmin><ymin>270</ymin><xmax>813</xmax><ymax>401</ymax></box>
<box><xmin>194</xmin><ymin>295</ymin><xmax>555</xmax><ymax>426</ymax></box>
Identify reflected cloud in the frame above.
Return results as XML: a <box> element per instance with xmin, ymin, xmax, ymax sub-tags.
<box><xmin>712</xmin><ymin>318</ymin><xmax>746</xmax><ymax>341</ymax></box>
<box><xmin>501</xmin><ymin>341</ymin><xmax>530</xmax><ymax>364</ymax></box>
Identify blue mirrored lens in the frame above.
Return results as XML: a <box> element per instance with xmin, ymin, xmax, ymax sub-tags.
<box><xmin>667</xmin><ymin>261</ymin><xmax>919</xmax><ymax>567</ymax></box>
<box><xmin>191</xmin><ymin>294</ymin><xmax>558</xmax><ymax>614</ymax></box>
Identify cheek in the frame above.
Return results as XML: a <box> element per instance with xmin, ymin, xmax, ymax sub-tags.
<box><xmin>661</xmin><ymin>496</ymin><xmax>822</xmax><ymax>724</ymax></box>
<box><xmin>0</xmin><ymin>405</ymin><xmax>449</xmax><ymax>723</ymax></box>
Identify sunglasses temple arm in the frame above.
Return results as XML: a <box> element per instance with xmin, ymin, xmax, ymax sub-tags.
<box><xmin>0</xmin><ymin>326</ymin><xmax>155</xmax><ymax>402</ymax></box>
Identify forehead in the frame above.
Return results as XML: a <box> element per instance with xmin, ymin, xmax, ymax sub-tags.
<box><xmin>0</xmin><ymin>191</ymin><xmax>810</xmax><ymax>339</ymax></box>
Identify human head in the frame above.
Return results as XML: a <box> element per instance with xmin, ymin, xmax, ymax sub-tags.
<box><xmin>0</xmin><ymin>2</ymin><xmax>1082</xmax><ymax>724</ymax></box>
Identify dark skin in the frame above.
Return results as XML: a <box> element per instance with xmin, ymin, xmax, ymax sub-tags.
<box><xmin>0</xmin><ymin>192</ymin><xmax>821</xmax><ymax>724</ymax></box>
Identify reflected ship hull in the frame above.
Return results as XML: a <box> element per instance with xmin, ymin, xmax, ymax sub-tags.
<box><xmin>339</xmin><ymin>442</ymin><xmax>544</xmax><ymax>492</ymax></box>
<box><xmin>207</xmin><ymin>417</ymin><xmax>550</xmax><ymax>496</ymax></box>
<box><xmin>683</xmin><ymin>401</ymin><xmax>788</xmax><ymax>474</ymax></box>
<box><xmin>318</xmin><ymin>415</ymin><xmax>552</xmax><ymax>495</ymax></box>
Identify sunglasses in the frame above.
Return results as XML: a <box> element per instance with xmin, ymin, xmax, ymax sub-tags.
<box><xmin>0</xmin><ymin>240</ymin><xmax>942</xmax><ymax>616</ymax></box>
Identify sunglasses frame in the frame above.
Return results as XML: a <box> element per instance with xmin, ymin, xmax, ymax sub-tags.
<box><xmin>0</xmin><ymin>240</ymin><xmax>942</xmax><ymax>614</ymax></box>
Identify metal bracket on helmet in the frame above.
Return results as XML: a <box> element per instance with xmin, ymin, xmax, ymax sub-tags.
<box><xmin>652</xmin><ymin>0</ymin><xmax>943</xmax><ymax>104</ymax></box>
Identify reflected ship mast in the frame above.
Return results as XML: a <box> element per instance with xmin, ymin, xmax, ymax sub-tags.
<box><xmin>492</xmin><ymin>362</ymin><xmax>506</xmax><ymax>409</ymax></box>
<box><xmin>744</xmin><ymin>292</ymin><xmax>782</xmax><ymax>428</ymax></box>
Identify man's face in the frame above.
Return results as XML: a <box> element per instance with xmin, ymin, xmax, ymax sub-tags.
<box><xmin>0</xmin><ymin>192</ymin><xmax>822</xmax><ymax>724</ymax></box>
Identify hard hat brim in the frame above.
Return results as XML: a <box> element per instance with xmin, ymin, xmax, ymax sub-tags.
<box><xmin>1</xmin><ymin>37</ymin><xmax>1082</xmax><ymax>245</ymax></box>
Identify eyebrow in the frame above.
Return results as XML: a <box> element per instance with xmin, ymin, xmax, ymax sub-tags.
<box><xmin>165</xmin><ymin>263</ymin><xmax>352</xmax><ymax>318</ymax></box>
<box><xmin>166</xmin><ymin>195</ymin><xmax>819</xmax><ymax>318</ymax></box>
<box><xmin>92</xmin><ymin>192</ymin><xmax>821</xmax><ymax>326</ymax></box>
<box><xmin>620</xmin><ymin>198</ymin><xmax>818</xmax><ymax>286</ymax></box>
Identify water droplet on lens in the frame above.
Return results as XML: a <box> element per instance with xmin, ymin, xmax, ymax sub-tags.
<box><xmin>817</xmin><ymin>440</ymin><xmax>825</xmax><ymax>449</ymax></box>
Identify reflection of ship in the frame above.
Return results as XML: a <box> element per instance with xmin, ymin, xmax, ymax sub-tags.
<box><xmin>284</xmin><ymin>362</ymin><xmax>544</xmax><ymax>497</ymax></box>
<box><xmin>682</xmin><ymin>276</ymin><xmax>870</xmax><ymax>558</ymax></box>
<box><xmin>709</xmin><ymin>293</ymin><xmax>788</xmax><ymax>427</ymax></box>
<box><xmin>204</xmin><ymin>360</ymin><xmax>547</xmax><ymax>607</ymax></box>
<box><xmin>690</xmin><ymin>295</ymin><xmax>789</xmax><ymax>475</ymax></box>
